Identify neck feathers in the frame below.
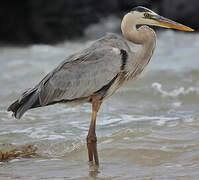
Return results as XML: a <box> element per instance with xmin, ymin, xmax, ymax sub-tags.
<box><xmin>121</xmin><ymin>13</ymin><xmax>156</xmax><ymax>59</ymax></box>
<box><xmin>121</xmin><ymin>13</ymin><xmax>156</xmax><ymax>75</ymax></box>
<box><xmin>121</xmin><ymin>13</ymin><xmax>156</xmax><ymax>46</ymax></box>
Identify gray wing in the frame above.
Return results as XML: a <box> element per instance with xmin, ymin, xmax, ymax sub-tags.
<box><xmin>38</xmin><ymin>47</ymin><xmax>123</xmax><ymax>106</ymax></box>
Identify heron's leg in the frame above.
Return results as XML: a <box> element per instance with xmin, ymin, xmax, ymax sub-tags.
<box><xmin>87</xmin><ymin>99</ymin><xmax>101</xmax><ymax>166</ymax></box>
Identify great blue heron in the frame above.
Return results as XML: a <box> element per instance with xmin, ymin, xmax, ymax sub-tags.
<box><xmin>8</xmin><ymin>6</ymin><xmax>193</xmax><ymax>167</ymax></box>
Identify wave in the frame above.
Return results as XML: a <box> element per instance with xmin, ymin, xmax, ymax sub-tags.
<box><xmin>152</xmin><ymin>82</ymin><xmax>199</xmax><ymax>97</ymax></box>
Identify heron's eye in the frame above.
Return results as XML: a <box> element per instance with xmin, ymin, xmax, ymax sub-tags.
<box><xmin>144</xmin><ymin>13</ymin><xmax>151</xmax><ymax>19</ymax></box>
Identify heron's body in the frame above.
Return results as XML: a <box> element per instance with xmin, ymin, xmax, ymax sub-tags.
<box><xmin>8</xmin><ymin>6</ymin><xmax>193</xmax><ymax>168</ymax></box>
<box><xmin>8</xmin><ymin>30</ymin><xmax>156</xmax><ymax>118</ymax></box>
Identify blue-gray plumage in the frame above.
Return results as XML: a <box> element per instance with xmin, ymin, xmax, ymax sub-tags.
<box><xmin>8</xmin><ymin>6</ymin><xmax>194</xmax><ymax>167</ymax></box>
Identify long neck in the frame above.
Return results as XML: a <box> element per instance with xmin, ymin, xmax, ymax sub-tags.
<box><xmin>121</xmin><ymin>13</ymin><xmax>156</xmax><ymax>60</ymax></box>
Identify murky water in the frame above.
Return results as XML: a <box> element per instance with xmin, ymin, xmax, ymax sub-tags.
<box><xmin>0</xmin><ymin>31</ymin><xmax>199</xmax><ymax>179</ymax></box>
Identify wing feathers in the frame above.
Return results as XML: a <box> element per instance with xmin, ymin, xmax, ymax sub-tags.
<box><xmin>38</xmin><ymin>47</ymin><xmax>124</xmax><ymax>105</ymax></box>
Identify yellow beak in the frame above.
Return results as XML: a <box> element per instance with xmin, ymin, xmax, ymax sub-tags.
<box><xmin>153</xmin><ymin>15</ymin><xmax>194</xmax><ymax>32</ymax></box>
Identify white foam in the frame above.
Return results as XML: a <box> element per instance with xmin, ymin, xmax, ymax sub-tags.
<box><xmin>155</xmin><ymin>119</ymin><xmax>167</xmax><ymax>126</ymax></box>
<box><xmin>43</xmin><ymin>135</ymin><xmax>66</xmax><ymax>140</ymax></box>
<box><xmin>99</xmin><ymin>114</ymin><xmax>180</xmax><ymax>127</ymax></box>
<box><xmin>12</xmin><ymin>127</ymin><xmax>33</xmax><ymax>134</ymax></box>
<box><xmin>7</xmin><ymin>111</ymin><xmax>14</xmax><ymax>119</ymax></box>
<box><xmin>28</xmin><ymin>127</ymin><xmax>66</xmax><ymax>140</ymax></box>
<box><xmin>152</xmin><ymin>82</ymin><xmax>199</xmax><ymax>97</ymax></box>
<box><xmin>98</xmin><ymin>117</ymin><xmax>121</xmax><ymax>126</ymax></box>
<box><xmin>172</xmin><ymin>102</ymin><xmax>182</xmax><ymax>107</ymax></box>
<box><xmin>101</xmin><ymin>139</ymin><xmax>113</xmax><ymax>144</ymax></box>
<box><xmin>2</xmin><ymin>126</ymin><xmax>66</xmax><ymax>140</ymax></box>
<box><xmin>120</xmin><ymin>114</ymin><xmax>178</xmax><ymax>123</ymax></box>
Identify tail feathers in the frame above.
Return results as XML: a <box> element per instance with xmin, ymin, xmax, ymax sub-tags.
<box><xmin>7</xmin><ymin>89</ymin><xmax>40</xmax><ymax>119</ymax></box>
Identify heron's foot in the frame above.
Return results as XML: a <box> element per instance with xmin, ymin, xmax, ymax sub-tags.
<box><xmin>88</xmin><ymin>161</ymin><xmax>100</xmax><ymax>177</ymax></box>
<box><xmin>87</xmin><ymin>135</ymin><xmax>99</xmax><ymax>166</ymax></box>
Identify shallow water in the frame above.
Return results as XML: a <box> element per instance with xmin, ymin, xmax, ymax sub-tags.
<box><xmin>0</xmin><ymin>31</ymin><xmax>199</xmax><ymax>179</ymax></box>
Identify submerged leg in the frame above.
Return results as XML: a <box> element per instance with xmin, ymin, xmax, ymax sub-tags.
<box><xmin>87</xmin><ymin>99</ymin><xmax>101</xmax><ymax>166</ymax></box>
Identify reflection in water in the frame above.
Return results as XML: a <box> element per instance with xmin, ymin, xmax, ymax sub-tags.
<box><xmin>88</xmin><ymin>161</ymin><xmax>100</xmax><ymax>178</ymax></box>
<box><xmin>0</xmin><ymin>31</ymin><xmax>199</xmax><ymax>179</ymax></box>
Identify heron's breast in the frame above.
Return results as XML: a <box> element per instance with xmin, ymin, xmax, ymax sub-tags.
<box><xmin>104</xmin><ymin>74</ymin><xmax>125</xmax><ymax>99</ymax></box>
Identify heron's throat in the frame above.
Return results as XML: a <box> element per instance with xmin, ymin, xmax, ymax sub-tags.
<box><xmin>121</xmin><ymin>13</ymin><xmax>156</xmax><ymax>46</ymax></box>
<box><xmin>121</xmin><ymin>13</ymin><xmax>156</xmax><ymax>68</ymax></box>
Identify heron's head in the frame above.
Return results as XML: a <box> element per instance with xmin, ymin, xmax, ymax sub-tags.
<box><xmin>130</xmin><ymin>6</ymin><xmax>194</xmax><ymax>31</ymax></box>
